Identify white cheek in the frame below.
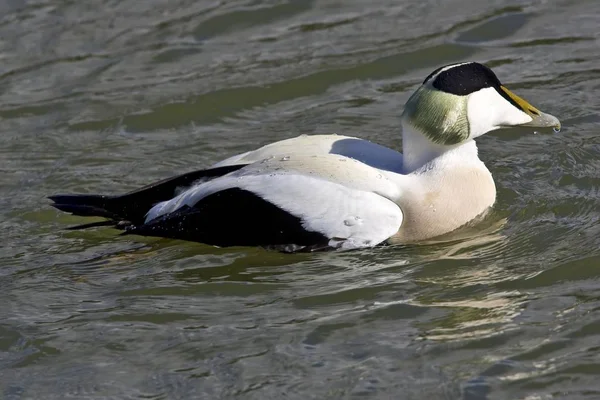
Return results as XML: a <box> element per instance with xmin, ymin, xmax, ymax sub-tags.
<box><xmin>467</xmin><ymin>87</ymin><xmax>532</xmax><ymax>138</ymax></box>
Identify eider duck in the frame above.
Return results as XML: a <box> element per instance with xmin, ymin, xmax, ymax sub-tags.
<box><xmin>49</xmin><ymin>62</ymin><xmax>560</xmax><ymax>252</ymax></box>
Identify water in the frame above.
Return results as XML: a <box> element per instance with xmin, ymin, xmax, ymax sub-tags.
<box><xmin>1</xmin><ymin>0</ymin><xmax>600</xmax><ymax>399</ymax></box>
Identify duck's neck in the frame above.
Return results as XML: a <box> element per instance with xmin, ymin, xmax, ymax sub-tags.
<box><xmin>401</xmin><ymin>121</ymin><xmax>480</xmax><ymax>172</ymax></box>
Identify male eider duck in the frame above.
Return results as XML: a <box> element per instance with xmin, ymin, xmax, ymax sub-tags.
<box><xmin>49</xmin><ymin>62</ymin><xmax>560</xmax><ymax>252</ymax></box>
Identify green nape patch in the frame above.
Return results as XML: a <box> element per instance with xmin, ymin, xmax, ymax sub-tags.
<box><xmin>402</xmin><ymin>87</ymin><xmax>470</xmax><ymax>145</ymax></box>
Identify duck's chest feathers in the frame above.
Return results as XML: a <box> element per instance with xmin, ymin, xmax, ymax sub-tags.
<box><xmin>391</xmin><ymin>164</ymin><xmax>496</xmax><ymax>243</ymax></box>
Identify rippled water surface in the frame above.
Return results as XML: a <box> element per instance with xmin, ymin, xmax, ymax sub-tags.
<box><xmin>2</xmin><ymin>0</ymin><xmax>600</xmax><ymax>399</ymax></box>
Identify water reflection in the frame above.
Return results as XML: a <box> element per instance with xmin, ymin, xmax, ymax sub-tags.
<box><xmin>2</xmin><ymin>0</ymin><xmax>600</xmax><ymax>398</ymax></box>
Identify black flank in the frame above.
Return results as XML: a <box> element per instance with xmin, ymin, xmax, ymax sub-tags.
<box><xmin>124</xmin><ymin>188</ymin><xmax>330</xmax><ymax>250</ymax></box>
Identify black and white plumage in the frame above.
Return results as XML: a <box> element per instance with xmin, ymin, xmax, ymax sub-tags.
<box><xmin>49</xmin><ymin>62</ymin><xmax>560</xmax><ymax>252</ymax></box>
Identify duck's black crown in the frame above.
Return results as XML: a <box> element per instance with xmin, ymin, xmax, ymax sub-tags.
<box><xmin>424</xmin><ymin>62</ymin><xmax>503</xmax><ymax>96</ymax></box>
<box><xmin>423</xmin><ymin>61</ymin><xmax>528</xmax><ymax>113</ymax></box>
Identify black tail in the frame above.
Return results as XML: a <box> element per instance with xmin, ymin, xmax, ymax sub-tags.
<box><xmin>49</xmin><ymin>194</ymin><xmax>133</xmax><ymax>230</ymax></box>
<box><xmin>49</xmin><ymin>164</ymin><xmax>246</xmax><ymax>228</ymax></box>
<box><xmin>49</xmin><ymin>194</ymin><xmax>117</xmax><ymax>219</ymax></box>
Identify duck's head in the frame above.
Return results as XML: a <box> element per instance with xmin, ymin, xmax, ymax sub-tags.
<box><xmin>401</xmin><ymin>62</ymin><xmax>561</xmax><ymax>146</ymax></box>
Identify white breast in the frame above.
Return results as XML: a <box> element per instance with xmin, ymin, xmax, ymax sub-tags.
<box><xmin>390</xmin><ymin>162</ymin><xmax>496</xmax><ymax>243</ymax></box>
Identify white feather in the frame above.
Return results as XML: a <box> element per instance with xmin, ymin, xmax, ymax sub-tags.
<box><xmin>467</xmin><ymin>87</ymin><xmax>532</xmax><ymax>138</ymax></box>
<box><xmin>211</xmin><ymin>134</ymin><xmax>404</xmax><ymax>173</ymax></box>
<box><xmin>146</xmin><ymin>154</ymin><xmax>404</xmax><ymax>249</ymax></box>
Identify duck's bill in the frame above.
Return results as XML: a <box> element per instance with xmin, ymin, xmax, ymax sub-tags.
<box><xmin>500</xmin><ymin>85</ymin><xmax>561</xmax><ymax>130</ymax></box>
<box><xmin>520</xmin><ymin>110</ymin><xmax>561</xmax><ymax>129</ymax></box>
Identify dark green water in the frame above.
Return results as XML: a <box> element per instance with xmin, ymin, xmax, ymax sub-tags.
<box><xmin>2</xmin><ymin>1</ymin><xmax>600</xmax><ymax>399</ymax></box>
